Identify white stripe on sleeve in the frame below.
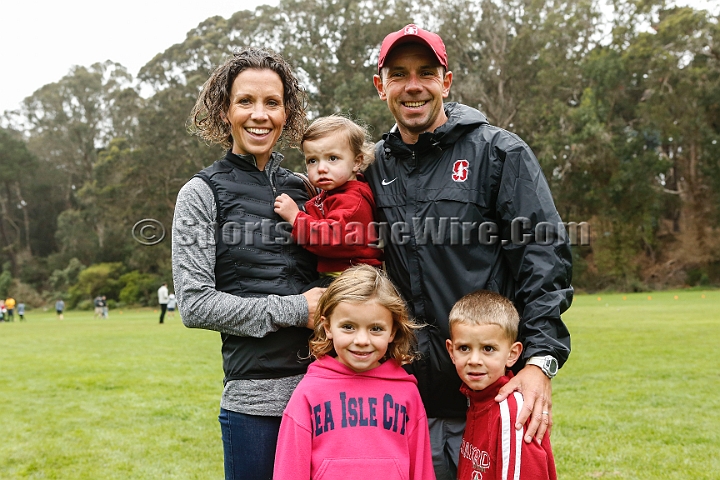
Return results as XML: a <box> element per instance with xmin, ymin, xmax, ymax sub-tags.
<box><xmin>513</xmin><ymin>392</ymin><xmax>525</xmax><ymax>480</ymax></box>
<box><xmin>500</xmin><ymin>399</ymin><xmax>511</xmax><ymax>480</ymax></box>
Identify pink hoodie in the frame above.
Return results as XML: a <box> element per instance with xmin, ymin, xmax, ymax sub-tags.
<box><xmin>273</xmin><ymin>356</ymin><xmax>435</xmax><ymax>480</ymax></box>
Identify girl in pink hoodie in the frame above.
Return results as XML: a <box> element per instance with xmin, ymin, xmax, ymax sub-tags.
<box><xmin>273</xmin><ymin>265</ymin><xmax>435</xmax><ymax>480</ymax></box>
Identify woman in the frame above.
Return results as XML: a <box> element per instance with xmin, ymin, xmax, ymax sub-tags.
<box><xmin>172</xmin><ymin>47</ymin><xmax>324</xmax><ymax>480</ymax></box>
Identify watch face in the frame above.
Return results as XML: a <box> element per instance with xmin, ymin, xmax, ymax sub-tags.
<box><xmin>545</xmin><ymin>357</ymin><xmax>558</xmax><ymax>375</ymax></box>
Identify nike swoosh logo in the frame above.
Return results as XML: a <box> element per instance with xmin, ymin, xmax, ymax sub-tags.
<box><xmin>381</xmin><ymin>178</ymin><xmax>397</xmax><ymax>186</ymax></box>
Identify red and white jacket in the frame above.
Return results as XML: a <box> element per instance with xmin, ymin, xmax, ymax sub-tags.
<box><xmin>457</xmin><ymin>374</ymin><xmax>557</xmax><ymax>480</ymax></box>
<box><xmin>292</xmin><ymin>176</ymin><xmax>383</xmax><ymax>273</ymax></box>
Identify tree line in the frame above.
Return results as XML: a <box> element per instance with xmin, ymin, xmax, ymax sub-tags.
<box><xmin>0</xmin><ymin>0</ymin><xmax>718</xmax><ymax>308</ymax></box>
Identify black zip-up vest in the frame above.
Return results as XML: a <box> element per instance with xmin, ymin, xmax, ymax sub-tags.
<box><xmin>195</xmin><ymin>151</ymin><xmax>317</xmax><ymax>381</ymax></box>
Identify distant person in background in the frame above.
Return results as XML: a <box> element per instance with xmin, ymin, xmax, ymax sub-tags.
<box><xmin>158</xmin><ymin>283</ymin><xmax>169</xmax><ymax>324</ymax></box>
<box><xmin>55</xmin><ymin>299</ymin><xmax>65</xmax><ymax>320</ymax></box>
<box><xmin>0</xmin><ymin>302</ymin><xmax>5</xmax><ymax>322</ymax></box>
<box><xmin>101</xmin><ymin>295</ymin><xmax>109</xmax><ymax>319</ymax></box>
<box><xmin>18</xmin><ymin>302</ymin><xmax>25</xmax><ymax>321</ymax></box>
<box><xmin>5</xmin><ymin>297</ymin><xmax>15</xmax><ymax>321</ymax></box>
<box><xmin>167</xmin><ymin>292</ymin><xmax>177</xmax><ymax>319</ymax></box>
<box><xmin>93</xmin><ymin>296</ymin><xmax>103</xmax><ymax>318</ymax></box>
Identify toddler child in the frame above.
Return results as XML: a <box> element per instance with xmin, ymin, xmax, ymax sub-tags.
<box><xmin>273</xmin><ymin>264</ymin><xmax>434</xmax><ymax>480</ymax></box>
<box><xmin>446</xmin><ymin>290</ymin><xmax>557</xmax><ymax>480</ymax></box>
<box><xmin>274</xmin><ymin>116</ymin><xmax>382</xmax><ymax>285</ymax></box>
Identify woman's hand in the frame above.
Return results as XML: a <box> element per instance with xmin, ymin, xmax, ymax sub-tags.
<box><xmin>301</xmin><ymin>287</ymin><xmax>325</xmax><ymax>329</ymax></box>
<box><xmin>274</xmin><ymin>193</ymin><xmax>300</xmax><ymax>224</ymax></box>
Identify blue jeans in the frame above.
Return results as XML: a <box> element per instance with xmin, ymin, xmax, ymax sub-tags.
<box><xmin>219</xmin><ymin>408</ymin><xmax>282</xmax><ymax>480</ymax></box>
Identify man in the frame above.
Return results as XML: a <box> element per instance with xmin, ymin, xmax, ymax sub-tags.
<box><xmin>367</xmin><ymin>24</ymin><xmax>573</xmax><ymax>480</ymax></box>
<box><xmin>93</xmin><ymin>295</ymin><xmax>103</xmax><ymax>319</ymax></box>
<box><xmin>101</xmin><ymin>295</ymin><xmax>109</xmax><ymax>319</ymax></box>
<box><xmin>158</xmin><ymin>282</ymin><xmax>169</xmax><ymax>324</ymax></box>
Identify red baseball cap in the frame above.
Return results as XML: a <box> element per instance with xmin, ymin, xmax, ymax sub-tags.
<box><xmin>377</xmin><ymin>24</ymin><xmax>448</xmax><ymax>73</ymax></box>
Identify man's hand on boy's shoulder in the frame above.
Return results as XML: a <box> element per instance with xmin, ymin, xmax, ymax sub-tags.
<box><xmin>495</xmin><ymin>366</ymin><xmax>552</xmax><ymax>443</ymax></box>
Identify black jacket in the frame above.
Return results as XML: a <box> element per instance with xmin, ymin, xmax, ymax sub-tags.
<box><xmin>196</xmin><ymin>151</ymin><xmax>317</xmax><ymax>381</ymax></box>
<box><xmin>365</xmin><ymin>103</ymin><xmax>573</xmax><ymax>417</ymax></box>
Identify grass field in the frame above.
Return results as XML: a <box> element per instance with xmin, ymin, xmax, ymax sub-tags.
<box><xmin>1</xmin><ymin>290</ymin><xmax>719</xmax><ymax>479</ymax></box>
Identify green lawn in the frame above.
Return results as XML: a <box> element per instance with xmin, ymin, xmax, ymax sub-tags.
<box><xmin>552</xmin><ymin>289</ymin><xmax>720</xmax><ymax>479</ymax></box>
<box><xmin>1</xmin><ymin>290</ymin><xmax>718</xmax><ymax>479</ymax></box>
<box><xmin>0</xmin><ymin>309</ymin><xmax>223</xmax><ymax>479</ymax></box>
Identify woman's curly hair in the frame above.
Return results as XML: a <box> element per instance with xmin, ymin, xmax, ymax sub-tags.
<box><xmin>309</xmin><ymin>265</ymin><xmax>420</xmax><ymax>365</ymax></box>
<box><xmin>189</xmin><ymin>47</ymin><xmax>307</xmax><ymax>149</ymax></box>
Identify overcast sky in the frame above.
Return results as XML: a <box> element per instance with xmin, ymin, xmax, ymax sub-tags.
<box><xmin>1</xmin><ymin>0</ymin><xmax>717</xmax><ymax>116</ymax></box>
<box><xmin>0</xmin><ymin>0</ymin><xmax>279</xmax><ymax>114</ymax></box>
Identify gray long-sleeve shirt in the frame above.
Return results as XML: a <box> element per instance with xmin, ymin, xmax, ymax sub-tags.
<box><xmin>172</xmin><ymin>170</ymin><xmax>309</xmax><ymax>416</ymax></box>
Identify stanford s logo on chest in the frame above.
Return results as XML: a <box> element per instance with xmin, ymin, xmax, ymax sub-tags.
<box><xmin>452</xmin><ymin>159</ymin><xmax>469</xmax><ymax>182</ymax></box>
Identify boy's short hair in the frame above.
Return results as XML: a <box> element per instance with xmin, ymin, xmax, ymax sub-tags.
<box><xmin>448</xmin><ymin>290</ymin><xmax>519</xmax><ymax>342</ymax></box>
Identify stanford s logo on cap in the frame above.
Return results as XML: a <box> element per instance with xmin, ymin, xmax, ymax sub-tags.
<box><xmin>404</xmin><ymin>25</ymin><xmax>419</xmax><ymax>35</ymax></box>
<box><xmin>377</xmin><ymin>23</ymin><xmax>449</xmax><ymax>73</ymax></box>
<box><xmin>452</xmin><ymin>160</ymin><xmax>469</xmax><ymax>182</ymax></box>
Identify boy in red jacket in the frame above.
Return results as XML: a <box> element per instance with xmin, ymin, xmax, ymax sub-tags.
<box><xmin>274</xmin><ymin>115</ymin><xmax>382</xmax><ymax>287</ymax></box>
<box><xmin>445</xmin><ymin>290</ymin><xmax>557</xmax><ymax>480</ymax></box>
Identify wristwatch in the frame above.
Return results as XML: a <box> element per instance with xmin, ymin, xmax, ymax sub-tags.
<box><xmin>526</xmin><ymin>355</ymin><xmax>558</xmax><ymax>379</ymax></box>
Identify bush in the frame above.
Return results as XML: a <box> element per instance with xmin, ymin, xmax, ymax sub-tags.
<box><xmin>76</xmin><ymin>299</ymin><xmax>94</xmax><ymax>311</ymax></box>
<box><xmin>686</xmin><ymin>267</ymin><xmax>712</xmax><ymax>287</ymax></box>
<box><xmin>67</xmin><ymin>262</ymin><xmax>124</xmax><ymax>308</ymax></box>
<box><xmin>8</xmin><ymin>280</ymin><xmax>45</xmax><ymax>308</ymax></box>
<box><xmin>18</xmin><ymin>255</ymin><xmax>51</xmax><ymax>291</ymax></box>
<box><xmin>118</xmin><ymin>271</ymin><xmax>161</xmax><ymax>306</ymax></box>
<box><xmin>49</xmin><ymin>258</ymin><xmax>86</xmax><ymax>291</ymax></box>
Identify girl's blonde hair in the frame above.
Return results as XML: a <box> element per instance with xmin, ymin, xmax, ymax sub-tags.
<box><xmin>302</xmin><ymin>115</ymin><xmax>375</xmax><ymax>171</ymax></box>
<box><xmin>310</xmin><ymin>265</ymin><xmax>418</xmax><ymax>364</ymax></box>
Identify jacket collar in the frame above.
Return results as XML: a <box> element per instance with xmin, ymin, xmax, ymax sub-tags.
<box><xmin>224</xmin><ymin>150</ymin><xmax>284</xmax><ymax>178</ymax></box>
<box><xmin>322</xmin><ymin>173</ymin><xmax>367</xmax><ymax>196</ymax></box>
<box><xmin>383</xmin><ymin>102</ymin><xmax>489</xmax><ymax>154</ymax></box>
<box><xmin>459</xmin><ymin>372</ymin><xmax>513</xmax><ymax>406</ymax></box>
